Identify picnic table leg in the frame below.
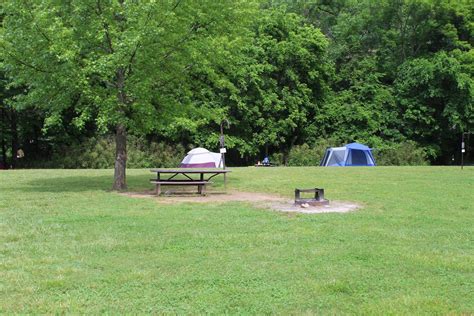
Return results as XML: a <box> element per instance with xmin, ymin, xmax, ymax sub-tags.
<box><xmin>198</xmin><ymin>172</ymin><xmax>204</xmax><ymax>195</ymax></box>
<box><xmin>155</xmin><ymin>172</ymin><xmax>161</xmax><ymax>196</ymax></box>
<box><xmin>201</xmin><ymin>184</ymin><xmax>206</xmax><ymax>196</ymax></box>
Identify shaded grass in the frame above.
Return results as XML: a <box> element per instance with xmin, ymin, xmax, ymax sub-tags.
<box><xmin>1</xmin><ymin>167</ymin><xmax>473</xmax><ymax>314</ymax></box>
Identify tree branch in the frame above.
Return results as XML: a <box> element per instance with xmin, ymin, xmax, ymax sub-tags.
<box><xmin>3</xmin><ymin>51</ymin><xmax>52</xmax><ymax>74</ymax></box>
<box><xmin>126</xmin><ymin>5</ymin><xmax>154</xmax><ymax>77</ymax></box>
<box><xmin>154</xmin><ymin>21</ymin><xmax>205</xmax><ymax>66</ymax></box>
<box><xmin>316</xmin><ymin>6</ymin><xmax>336</xmax><ymax>16</ymax></box>
<box><xmin>96</xmin><ymin>0</ymin><xmax>114</xmax><ymax>54</ymax></box>
<box><xmin>23</xmin><ymin>0</ymin><xmax>52</xmax><ymax>44</ymax></box>
<box><xmin>126</xmin><ymin>0</ymin><xmax>183</xmax><ymax>78</ymax></box>
<box><xmin>152</xmin><ymin>63</ymin><xmax>194</xmax><ymax>91</ymax></box>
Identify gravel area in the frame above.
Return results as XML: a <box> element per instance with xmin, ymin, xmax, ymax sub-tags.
<box><xmin>121</xmin><ymin>190</ymin><xmax>361</xmax><ymax>214</ymax></box>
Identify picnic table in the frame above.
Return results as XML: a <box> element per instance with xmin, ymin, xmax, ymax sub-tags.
<box><xmin>150</xmin><ymin>169</ymin><xmax>231</xmax><ymax>196</ymax></box>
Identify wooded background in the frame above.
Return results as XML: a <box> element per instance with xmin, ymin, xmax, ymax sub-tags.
<box><xmin>1</xmin><ymin>0</ymin><xmax>473</xmax><ymax>184</ymax></box>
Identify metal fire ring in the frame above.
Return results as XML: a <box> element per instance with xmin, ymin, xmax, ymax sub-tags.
<box><xmin>295</xmin><ymin>188</ymin><xmax>329</xmax><ymax>206</ymax></box>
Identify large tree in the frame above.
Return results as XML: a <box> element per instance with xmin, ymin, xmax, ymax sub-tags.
<box><xmin>1</xmin><ymin>0</ymin><xmax>257</xmax><ymax>189</ymax></box>
<box><xmin>282</xmin><ymin>0</ymin><xmax>473</xmax><ymax>160</ymax></box>
<box><xmin>168</xmin><ymin>9</ymin><xmax>333</xmax><ymax>162</ymax></box>
<box><xmin>395</xmin><ymin>50</ymin><xmax>474</xmax><ymax>161</ymax></box>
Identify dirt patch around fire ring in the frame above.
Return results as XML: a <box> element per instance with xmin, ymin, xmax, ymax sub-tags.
<box><xmin>121</xmin><ymin>190</ymin><xmax>361</xmax><ymax>214</ymax></box>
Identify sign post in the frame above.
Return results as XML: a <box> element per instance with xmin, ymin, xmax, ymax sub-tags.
<box><xmin>461</xmin><ymin>131</ymin><xmax>472</xmax><ymax>170</ymax></box>
<box><xmin>220</xmin><ymin>119</ymin><xmax>229</xmax><ymax>189</ymax></box>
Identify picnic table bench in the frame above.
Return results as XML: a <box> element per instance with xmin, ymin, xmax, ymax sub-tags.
<box><xmin>150</xmin><ymin>169</ymin><xmax>230</xmax><ymax>196</ymax></box>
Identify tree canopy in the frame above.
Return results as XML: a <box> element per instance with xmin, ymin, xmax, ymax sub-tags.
<box><xmin>1</xmin><ymin>0</ymin><xmax>258</xmax><ymax>188</ymax></box>
<box><xmin>1</xmin><ymin>0</ymin><xmax>473</xmax><ymax>178</ymax></box>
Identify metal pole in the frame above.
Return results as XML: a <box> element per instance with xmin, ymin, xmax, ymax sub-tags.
<box><xmin>220</xmin><ymin>123</ymin><xmax>226</xmax><ymax>170</ymax></box>
<box><xmin>220</xmin><ymin>119</ymin><xmax>229</xmax><ymax>190</ymax></box>
<box><xmin>461</xmin><ymin>131</ymin><xmax>473</xmax><ymax>170</ymax></box>
<box><xmin>222</xmin><ymin>150</ymin><xmax>227</xmax><ymax>191</ymax></box>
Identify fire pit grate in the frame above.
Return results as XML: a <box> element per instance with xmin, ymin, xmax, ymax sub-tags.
<box><xmin>295</xmin><ymin>188</ymin><xmax>329</xmax><ymax>206</ymax></box>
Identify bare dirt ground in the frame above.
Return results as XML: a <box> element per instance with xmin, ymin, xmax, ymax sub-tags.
<box><xmin>121</xmin><ymin>189</ymin><xmax>361</xmax><ymax>214</ymax></box>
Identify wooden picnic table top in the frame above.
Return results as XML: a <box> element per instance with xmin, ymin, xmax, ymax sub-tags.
<box><xmin>150</xmin><ymin>169</ymin><xmax>231</xmax><ymax>174</ymax></box>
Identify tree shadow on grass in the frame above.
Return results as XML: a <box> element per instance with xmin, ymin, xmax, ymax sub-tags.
<box><xmin>17</xmin><ymin>174</ymin><xmax>152</xmax><ymax>193</ymax></box>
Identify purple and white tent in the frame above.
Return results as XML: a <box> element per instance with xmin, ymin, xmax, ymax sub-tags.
<box><xmin>180</xmin><ymin>148</ymin><xmax>222</xmax><ymax>168</ymax></box>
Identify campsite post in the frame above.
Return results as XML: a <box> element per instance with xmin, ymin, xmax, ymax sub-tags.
<box><xmin>461</xmin><ymin>131</ymin><xmax>472</xmax><ymax>170</ymax></box>
<box><xmin>220</xmin><ymin>119</ymin><xmax>229</xmax><ymax>189</ymax></box>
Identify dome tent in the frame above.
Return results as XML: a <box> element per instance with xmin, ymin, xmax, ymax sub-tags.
<box><xmin>180</xmin><ymin>148</ymin><xmax>222</xmax><ymax>168</ymax></box>
<box><xmin>320</xmin><ymin>143</ymin><xmax>376</xmax><ymax>167</ymax></box>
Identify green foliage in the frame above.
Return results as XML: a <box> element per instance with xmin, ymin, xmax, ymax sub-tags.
<box><xmin>176</xmin><ymin>8</ymin><xmax>333</xmax><ymax>157</ymax></box>
<box><xmin>22</xmin><ymin>136</ymin><xmax>184</xmax><ymax>169</ymax></box>
<box><xmin>1</xmin><ymin>0</ymin><xmax>473</xmax><ymax>167</ymax></box>
<box><xmin>233</xmin><ymin>9</ymin><xmax>332</xmax><ymax>154</ymax></box>
<box><xmin>287</xmin><ymin>144</ymin><xmax>322</xmax><ymax>166</ymax></box>
<box><xmin>295</xmin><ymin>0</ymin><xmax>473</xmax><ymax>163</ymax></box>
<box><xmin>0</xmin><ymin>0</ymin><xmax>258</xmax><ymax>187</ymax></box>
<box><xmin>269</xmin><ymin>152</ymin><xmax>284</xmax><ymax>166</ymax></box>
<box><xmin>281</xmin><ymin>140</ymin><xmax>429</xmax><ymax>167</ymax></box>
<box><xmin>319</xmin><ymin>57</ymin><xmax>401</xmax><ymax>146</ymax></box>
<box><xmin>395</xmin><ymin>50</ymin><xmax>474</xmax><ymax>159</ymax></box>
<box><xmin>374</xmin><ymin>141</ymin><xmax>429</xmax><ymax>166</ymax></box>
<box><xmin>286</xmin><ymin>139</ymin><xmax>338</xmax><ymax>166</ymax></box>
<box><xmin>1</xmin><ymin>0</ymin><xmax>258</xmax><ymax>133</ymax></box>
<box><xmin>127</xmin><ymin>137</ymin><xmax>185</xmax><ymax>169</ymax></box>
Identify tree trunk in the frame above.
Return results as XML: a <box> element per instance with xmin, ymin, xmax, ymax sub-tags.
<box><xmin>113</xmin><ymin>67</ymin><xmax>129</xmax><ymax>191</ymax></box>
<box><xmin>10</xmin><ymin>108</ymin><xmax>18</xmax><ymax>169</ymax></box>
<box><xmin>1</xmin><ymin>136</ymin><xmax>6</xmax><ymax>168</ymax></box>
<box><xmin>0</xmin><ymin>107</ymin><xmax>7</xmax><ymax>168</ymax></box>
<box><xmin>112</xmin><ymin>124</ymin><xmax>127</xmax><ymax>191</ymax></box>
<box><xmin>283</xmin><ymin>135</ymin><xmax>298</xmax><ymax>166</ymax></box>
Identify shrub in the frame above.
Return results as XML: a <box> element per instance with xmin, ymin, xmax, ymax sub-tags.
<box><xmin>269</xmin><ymin>152</ymin><xmax>284</xmax><ymax>166</ymax></box>
<box><xmin>279</xmin><ymin>140</ymin><xmax>428</xmax><ymax>166</ymax></box>
<box><xmin>24</xmin><ymin>135</ymin><xmax>185</xmax><ymax>169</ymax></box>
<box><xmin>287</xmin><ymin>144</ymin><xmax>321</xmax><ymax>166</ymax></box>
<box><xmin>374</xmin><ymin>141</ymin><xmax>429</xmax><ymax>166</ymax></box>
<box><xmin>287</xmin><ymin>140</ymin><xmax>337</xmax><ymax>166</ymax></box>
<box><xmin>127</xmin><ymin>137</ymin><xmax>185</xmax><ymax>168</ymax></box>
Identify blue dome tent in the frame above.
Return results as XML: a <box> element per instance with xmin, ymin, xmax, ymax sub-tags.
<box><xmin>320</xmin><ymin>142</ymin><xmax>376</xmax><ymax>167</ymax></box>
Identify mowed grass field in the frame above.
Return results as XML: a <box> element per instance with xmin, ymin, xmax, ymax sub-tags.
<box><xmin>1</xmin><ymin>167</ymin><xmax>473</xmax><ymax>314</ymax></box>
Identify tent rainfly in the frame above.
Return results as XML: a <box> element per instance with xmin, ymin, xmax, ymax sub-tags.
<box><xmin>180</xmin><ymin>148</ymin><xmax>222</xmax><ymax>168</ymax></box>
<box><xmin>320</xmin><ymin>142</ymin><xmax>376</xmax><ymax>167</ymax></box>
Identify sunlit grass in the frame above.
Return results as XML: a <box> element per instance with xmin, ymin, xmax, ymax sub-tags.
<box><xmin>1</xmin><ymin>167</ymin><xmax>473</xmax><ymax>313</ymax></box>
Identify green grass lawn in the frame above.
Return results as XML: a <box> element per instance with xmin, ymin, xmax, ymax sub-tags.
<box><xmin>1</xmin><ymin>167</ymin><xmax>473</xmax><ymax>314</ymax></box>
